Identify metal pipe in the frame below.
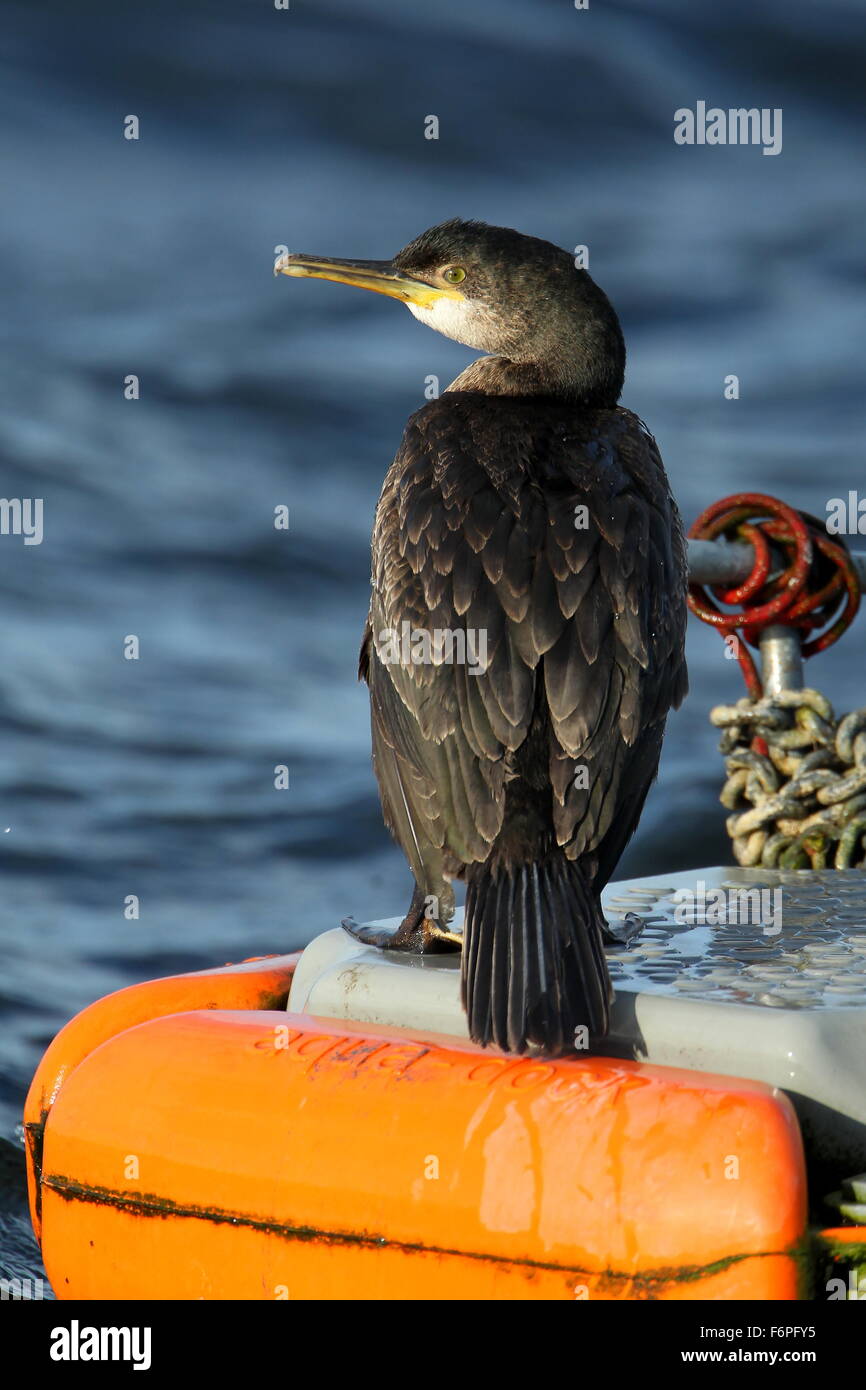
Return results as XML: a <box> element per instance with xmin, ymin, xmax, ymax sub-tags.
<box><xmin>687</xmin><ymin>537</ymin><xmax>866</xmax><ymax>589</ymax></box>
<box><xmin>686</xmin><ymin>537</ymin><xmax>866</xmax><ymax>694</ymax></box>
<box><xmin>759</xmin><ymin>625</ymin><xmax>804</xmax><ymax>694</ymax></box>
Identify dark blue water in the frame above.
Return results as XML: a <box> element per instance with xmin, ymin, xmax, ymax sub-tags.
<box><xmin>1</xmin><ymin>0</ymin><xmax>864</xmax><ymax>1287</ymax></box>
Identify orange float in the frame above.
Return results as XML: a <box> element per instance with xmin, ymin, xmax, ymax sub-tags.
<box><xmin>25</xmin><ymin>952</ymin><xmax>811</xmax><ymax>1301</ymax></box>
<box><xmin>24</xmin><ymin>952</ymin><xmax>301</xmax><ymax>1242</ymax></box>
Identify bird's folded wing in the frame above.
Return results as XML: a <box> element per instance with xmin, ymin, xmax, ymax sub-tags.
<box><xmin>361</xmin><ymin>403</ymin><xmax>688</xmax><ymax>874</ymax></box>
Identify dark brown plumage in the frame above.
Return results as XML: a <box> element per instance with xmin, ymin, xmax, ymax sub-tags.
<box><xmin>277</xmin><ymin>219</ymin><xmax>689</xmax><ymax>1056</ymax></box>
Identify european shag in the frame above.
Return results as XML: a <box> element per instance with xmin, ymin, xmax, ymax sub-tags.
<box><xmin>276</xmin><ymin>219</ymin><xmax>688</xmax><ymax>1056</ymax></box>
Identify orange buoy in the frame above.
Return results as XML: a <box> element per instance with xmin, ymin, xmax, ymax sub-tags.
<box><xmin>24</xmin><ymin>952</ymin><xmax>301</xmax><ymax>1241</ymax></box>
<box><xmin>26</xmin><ymin>962</ymin><xmax>808</xmax><ymax>1300</ymax></box>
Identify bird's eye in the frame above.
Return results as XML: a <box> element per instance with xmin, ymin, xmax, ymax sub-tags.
<box><xmin>443</xmin><ymin>266</ymin><xmax>466</xmax><ymax>284</ymax></box>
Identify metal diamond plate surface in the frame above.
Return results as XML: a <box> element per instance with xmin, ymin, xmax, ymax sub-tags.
<box><xmin>602</xmin><ymin>867</ymin><xmax>866</xmax><ymax>1011</ymax></box>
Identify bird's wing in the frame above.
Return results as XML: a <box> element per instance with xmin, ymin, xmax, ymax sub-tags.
<box><xmin>361</xmin><ymin>397</ymin><xmax>688</xmax><ymax>884</ymax></box>
<box><xmin>543</xmin><ymin>409</ymin><xmax>689</xmax><ymax>881</ymax></box>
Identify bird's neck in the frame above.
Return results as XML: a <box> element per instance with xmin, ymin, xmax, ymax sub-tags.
<box><xmin>447</xmin><ymin>334</ymin><xmax>622</xmax><ymax>405</ymax></box>
<box><xmin>445</xmin><ymin>281</ymin><xmax>626</xmax><ymax>407</ymax></box>
<box><xmin>445</xmin><ymin>355</ymin><xmax>619</xmax><ymax>407</ymax></box>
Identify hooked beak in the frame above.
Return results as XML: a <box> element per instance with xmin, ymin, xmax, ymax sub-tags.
<box><xmin>274</xmin><ymin>252</ymin><xmax>464</xmax><ymax>308</ymax></box>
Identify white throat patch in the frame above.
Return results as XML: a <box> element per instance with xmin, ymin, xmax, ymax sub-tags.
<box><xmin>405</xmin><ymin>296</ymin><xmax>493</xmax><ymax>349</ymax></box>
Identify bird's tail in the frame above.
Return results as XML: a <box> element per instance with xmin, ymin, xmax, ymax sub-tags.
<box><xmin>461</xmin><ymin>855</ymin><xmax>612</xmax><ymax>1056</ymax></box>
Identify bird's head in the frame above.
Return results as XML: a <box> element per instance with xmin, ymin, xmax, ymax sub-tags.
<box><xmin>276</xmin><ymin>218</ymin><xmax>625</xmax><ymax>406</ymax></box>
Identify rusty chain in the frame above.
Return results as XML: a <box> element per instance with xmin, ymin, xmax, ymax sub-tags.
<box><xmin>710</xmin><ymin>691</ymin><xmax>866</xmax><ymax>868</ymax></box>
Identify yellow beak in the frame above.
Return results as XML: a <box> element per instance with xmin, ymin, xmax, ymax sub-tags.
<box><xmin>274</xmin><ymin>252</ymin><xmax>464</xmax><ymax>308</ymax></box>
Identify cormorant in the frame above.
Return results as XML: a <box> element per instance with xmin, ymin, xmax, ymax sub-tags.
<box><xmin>276</xmin><ymin>219</ymin><xmax>688</xmax><ymax>1056</ymax></box>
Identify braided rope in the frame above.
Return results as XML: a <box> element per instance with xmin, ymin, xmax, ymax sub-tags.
<box><xmin>710</xmin><ymin>691</ymin><xmax>866</xmax><ymax>868</ymax></box>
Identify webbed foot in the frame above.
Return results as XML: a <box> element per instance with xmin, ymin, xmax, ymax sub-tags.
<box><xmin>602</xmin><ymin>911</ymin><xmax>646</xmax><ymax>946</ymax></box>
<box><xmin>341</xmin><ymin>884</ymin><xmax>462</xmax><ymax>954</ymax></box>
